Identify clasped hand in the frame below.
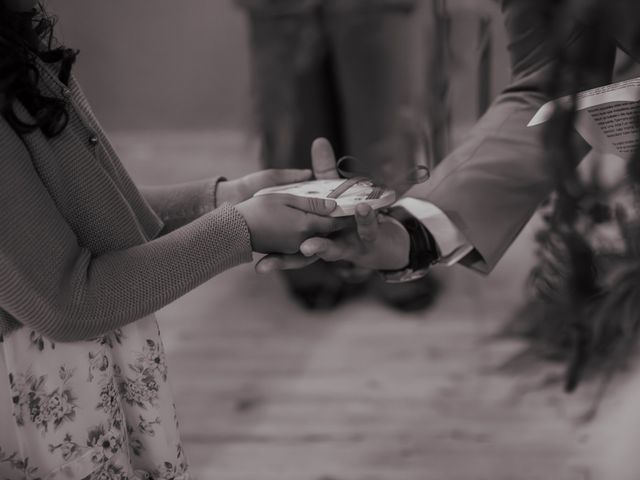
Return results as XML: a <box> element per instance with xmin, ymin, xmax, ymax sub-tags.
<box><xmin>226</xmin><ymin>138</ymin><xmax>410</xmax><ymax>272</ymax></box>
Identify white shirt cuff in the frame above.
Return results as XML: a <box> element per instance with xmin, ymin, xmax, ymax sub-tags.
<box><xmin>393</xmin><ymin>197</ymin><xmax>474</xmax><ymax>266</ymax></box>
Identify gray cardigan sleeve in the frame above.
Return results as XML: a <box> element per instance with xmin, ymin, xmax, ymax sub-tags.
<box><xmin>0</xmin><ymin>129</ymin><xmax>252</xmax><ymax>343</ymax></box>
<box><xmin>139</xmin><ymin>177</ymin><xmax>225</xmax><ymax>233</ymax></box>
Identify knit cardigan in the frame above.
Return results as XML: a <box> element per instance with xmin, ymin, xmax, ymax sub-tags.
<box><xmin>0</xmin><ymin>59</ymin><xmax>253</xmax><ymax>342</ymax></box>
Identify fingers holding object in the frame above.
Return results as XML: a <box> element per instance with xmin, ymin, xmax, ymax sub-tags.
<box><xmin>311</xmin><ymin>138</ymin><xmax>340</xmax><ymax>180</ymax></box>
<box><xmin>304</xmin><ymin>215</ymin><xmax>352</xmax><ymax>237</ymax></box>
<box><xmin>279</xmin><ymin>194</ymin><xmax>337</xmax><ymax>216</ymax></box>
<box><xmin>266</xmin><ymin>168</ymin><xmax>313</xmax><ymax>186</ymax></box>
<box><xmin>255</xmin><ymin>253</ymin><xmax>318</xmax><ymax>273</ymax></box>
<box><xmin>355</xmin><ymin>203</ymin><xmax>379</xmax><ymax>243</ymax></box>
<box><xmin>300</xmin><ymin>237</ymin><xmax>348</xmax><ymax>262</ymax></box>
<box><xmin>244</xmin><ymin>169</ymin><xmax>312</xmax><ymax>194</ymax></box>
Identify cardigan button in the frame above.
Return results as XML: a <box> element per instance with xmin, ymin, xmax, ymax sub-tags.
<box><xmin>62</xmin><ymin>88</ymin><xmax>72</xmax><ymax>98</ymax></box>
<box><xmin>89</xmin><ymin>135</ymin><xmax>99</xmax><ymax>146</ymax></box>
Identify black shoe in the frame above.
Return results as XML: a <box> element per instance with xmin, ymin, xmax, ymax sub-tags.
<box><xmin>371</xmin><ymin>273</ymin><xmax>442</xmax><ymax>312</ymax></box>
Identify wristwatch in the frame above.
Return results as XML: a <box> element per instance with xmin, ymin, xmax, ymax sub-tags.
<box><xmin>379</xmin><ymin>206</ymin><xmax>440</xmax><ymax>283</ymax></box>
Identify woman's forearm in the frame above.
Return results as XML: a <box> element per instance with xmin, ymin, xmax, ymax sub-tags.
<box><xmin>2</xmin><ymin>203</ymin><xmax>251</xmax><ymax>343</ymax></box>
<box><xmin>140</xmin><ymin>177</ymin><xmax>224</xmax><ymax>232</ymax></box>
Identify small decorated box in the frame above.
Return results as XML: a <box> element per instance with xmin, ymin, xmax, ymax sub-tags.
<box><xmin>254</xmin><ymin>178</ymin><xmax>396</xmax><ymax>217</ymax></box>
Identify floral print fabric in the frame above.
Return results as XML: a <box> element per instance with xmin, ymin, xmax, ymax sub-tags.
<box><xmin>0</xmin><ymin>316</ymin><xmax>190</xmax><ymax>480</ymax></box>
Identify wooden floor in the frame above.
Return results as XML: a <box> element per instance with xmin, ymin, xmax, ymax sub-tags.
<box><xmin>114</xmin><ymin>131</ymin><xmax>599</xmax><ymax>480</ymax></box>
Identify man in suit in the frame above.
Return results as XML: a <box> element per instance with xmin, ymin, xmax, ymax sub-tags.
<box><xmin>258</xmin><ymin>0</ymin><xmax>640</xmax><ymax>280</ymax></box>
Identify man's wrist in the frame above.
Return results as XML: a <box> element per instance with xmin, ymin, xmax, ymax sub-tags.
<box><xmin>385</xmin><ymin>216</ymin><xmax>411</xmax><ymax>271</ymax></box>
<box><xmin>379</xmin><ymin>206</ymin><xmax>440</xmax><ymax>283</ymax></box>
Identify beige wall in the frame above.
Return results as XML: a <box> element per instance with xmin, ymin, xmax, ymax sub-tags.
<box><xmin>47</xmin><ymin>0</ymin><xmax>252</xmax><ymax>131</ymax></box>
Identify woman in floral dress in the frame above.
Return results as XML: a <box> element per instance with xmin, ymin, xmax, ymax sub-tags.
<box><xmin>0</xmin><ymin>1</ymin><xmax>345</xmax><ymax>478</ymax></box>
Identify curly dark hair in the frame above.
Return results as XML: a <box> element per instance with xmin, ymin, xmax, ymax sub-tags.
<box><xmin>0</xmin><ymin>1</ymin><xmax>78</xmax><ymax>137</ymax></box>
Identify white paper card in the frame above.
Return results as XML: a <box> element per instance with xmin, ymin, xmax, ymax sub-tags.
<box><xmin>528</xmin><ymin>77</ymin><xmax>640</xmax><ymax>160</ymax></box>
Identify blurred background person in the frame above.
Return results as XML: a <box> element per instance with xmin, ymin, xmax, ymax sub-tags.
<box><xmin>236</xmin><ymin>0</ymin><xmax>450</xmax><ymax>311</ymax></box>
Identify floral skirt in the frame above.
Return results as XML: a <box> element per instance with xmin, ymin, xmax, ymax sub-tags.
<box><xmin>0</xmin><ymin>316</ymin><xmax>190</xmax><ymax>480</ymax></box>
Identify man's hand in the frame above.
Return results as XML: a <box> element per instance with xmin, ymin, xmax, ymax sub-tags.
<box><xmin>255</xmin><ymin>203</ymin><xmax>410</xmax><ymax>273</ymax></box>
<box><xmin>236</xmin><ymin>194</ymin><xmax>350</xmax><ymax>254</ymax></box>
<box><xmin>254</xmin><ymin>136</ymin><xmax>409</xmax><ymax>273</ymax></box>
<box><xmin>310</xmin><ymin>137</ymin><xmax>341</xmax><ymax>180</ymax></box>
<box><xmin>217</xmin><ymin>169</ymin><xmax>313</xmax><ymax>206</ymax></box>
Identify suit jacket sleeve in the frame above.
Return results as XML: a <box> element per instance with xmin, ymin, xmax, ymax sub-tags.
<box><xmin>406</xmin><ymin>0</ymin><xmax>617</xmax><ymax>274</ymax></box>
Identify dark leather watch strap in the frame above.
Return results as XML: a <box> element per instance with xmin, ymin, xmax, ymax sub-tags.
<box><xmin>384</xmin><ymin>206</ymin><xmax>440</xmax><ymax>272</ymax></box>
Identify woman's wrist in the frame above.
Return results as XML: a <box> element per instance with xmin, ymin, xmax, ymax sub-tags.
<box><xmin>233</xmin><ymin>198</ymin><xmax>261</xmax><ymax>252</ymax></box>
<box><xmin>213</xmin><ymin>177</ymin><xmax>232</xmax><ymax>208</ymax></box>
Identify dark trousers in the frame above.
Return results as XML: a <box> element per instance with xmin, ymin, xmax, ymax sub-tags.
<box><xmin>243</xmin><ymin>1</ymin><xmax>445</xmax><ymax>179</ymax></box>
<box><xmin>240</xmin><ymin>0</ymin><xmax>446</xmax><ymax>298</ymax></box>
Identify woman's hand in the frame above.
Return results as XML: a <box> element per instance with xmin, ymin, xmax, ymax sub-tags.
<box><xmin>236</xmin><ymin>194</ymin><xmax>350</xmax><ymax>254</ymax></box>
<box><xmin>216</xmin><ymin>169</ymin><xmax>313</xmax><ymax>206</ymax></box>
<box><xmin>217</xmin><ymin>136</ymin><xmax>340</xmax><ymax>206</ymax></box>
<box><xmin>253</xmin><ymin>137</ymin><xmax>410</xmax><ymax>273</ymax></box>
<box><xmin>255</xmin><ymin>203</ymin><xmax>410</xmax><ymax>273</ymax></box>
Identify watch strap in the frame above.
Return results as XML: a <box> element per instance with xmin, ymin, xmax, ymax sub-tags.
<box><xmin>379</xmin><ymin>206</ymin><xmax>440</xmax><ymax>283</ymax></box>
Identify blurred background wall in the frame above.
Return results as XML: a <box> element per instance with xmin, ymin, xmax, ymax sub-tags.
<box><xmin>47</xmin><ymin>0</ymin><xmax>252</xmax><ymax>131</ymax></box>
<box><xmin>47</xmin><ymin>0</ymin><xmax>509</xmax><ymax>135</ymax></box>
